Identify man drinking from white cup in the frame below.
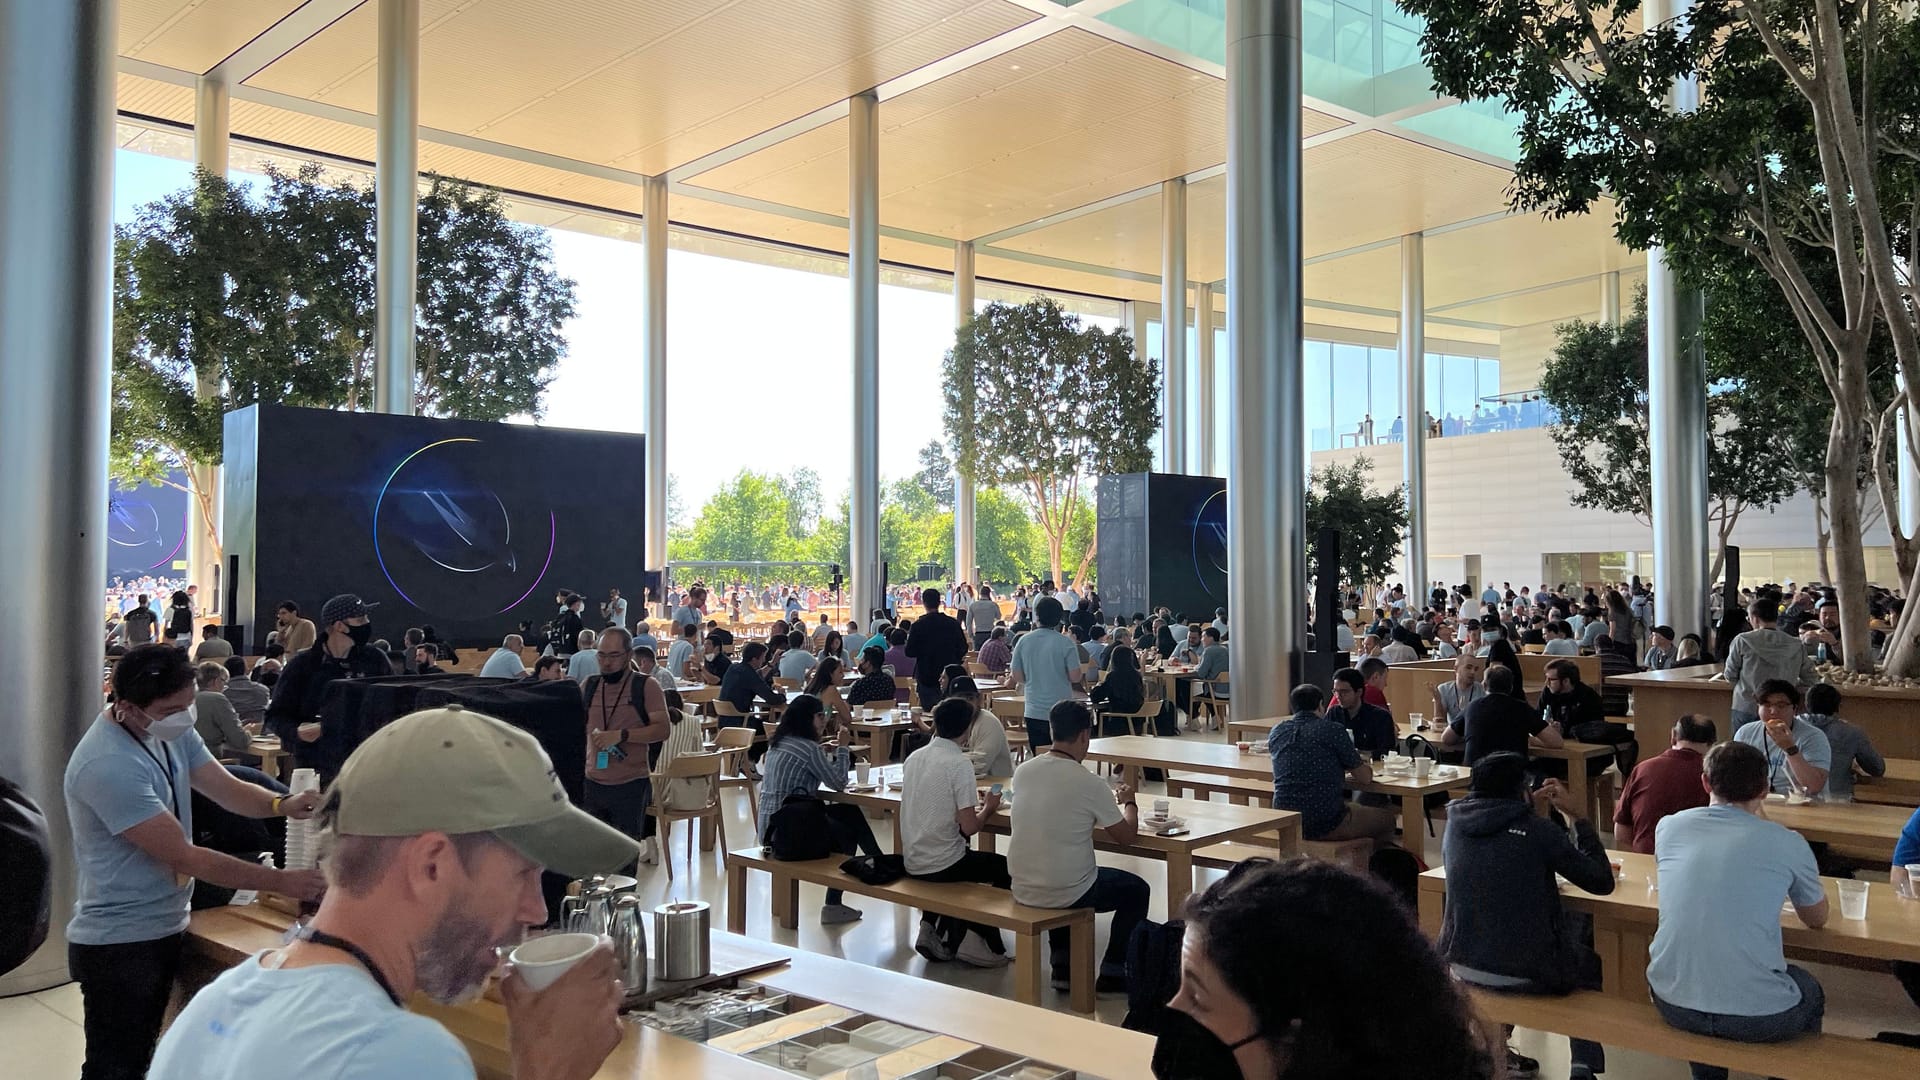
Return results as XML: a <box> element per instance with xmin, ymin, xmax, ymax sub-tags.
<box><xmin>150</xmin><ymin>706</ymin><xmax>640</xmax><ymax>1080</ymax></box>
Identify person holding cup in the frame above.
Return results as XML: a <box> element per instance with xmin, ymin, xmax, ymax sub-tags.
<box><xmin>149</xmin><ymin>706</ymin><xmax>640</xmax><ymax>1080</ymax></box>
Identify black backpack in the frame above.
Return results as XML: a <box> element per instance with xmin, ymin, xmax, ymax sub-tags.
<box><xmin>0</xmin><ymin>776</ymin><xmax>51</xmax><ymax>977</ymax></box>
<box><xmin>1120</xmin><ymin>917</ymin><xmax>1185</xmax><ymax>1034</ymax></box>
<box><xmin>766</xmin><ymin>795</ymin><xmax>833</xmax><ymax>861</ymax></box>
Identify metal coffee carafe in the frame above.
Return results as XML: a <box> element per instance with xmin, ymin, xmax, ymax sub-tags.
<box><xmin>572</xmin><ymin>884</ymin><xmax>616</xmax><ymax>936</ymax></box>
<box><xmin>609</xmin><ymin>895</ymin><xmax>648</xmax><ymax>996</ymax></box>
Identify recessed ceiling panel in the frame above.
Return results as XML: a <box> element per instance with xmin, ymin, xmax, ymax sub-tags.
<box><xmin>1301</xmin><ymin>131</ymin><xmax>1511</xmax><ymax>259</ymax></box>
<box><xmin>119</xmin><ymin>0</ymin><xmax>307</xmax><ymax>73</ymax></box>
<box><xmin>1420</xmin><ymin>205</ymin><xmax>1639</xmax><ymax>310</ymax></box>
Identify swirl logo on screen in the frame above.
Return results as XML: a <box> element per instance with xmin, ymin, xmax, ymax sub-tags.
<box><xmin>372</xmin><ymin>438</ymin><xmax>555</xmax><ymax>618</ymax></box>
<box><xmin>1191</xmin><ymin>488</ymin><xmax>1229</xmax><ymax>601</ymax></box>
<box><xmin>108</xmin><ymin>493</ymin><xmax>185</xmax><ymax>570</ymax></box>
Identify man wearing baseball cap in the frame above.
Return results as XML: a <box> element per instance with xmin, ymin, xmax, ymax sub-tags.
<box><xmin>265</xmin><ymin>593</ymin><xmax>392</xmax><ymax>774</ymax></box>
<box><xmin>150</xmin><ymin>706</ymin><xmax>638</xmax><ymax>1080</ymax></box>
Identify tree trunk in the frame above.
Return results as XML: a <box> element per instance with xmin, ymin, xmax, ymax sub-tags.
<box><xmin>1825</xmin><ymin>406</ymin><xmax>1877</xmax><ymax>672</ymax></box>
<box><xmin>1068</xmin><ymin>531</ymin><xmax>1098</xmax><ymax>595</ymax></box>
<box><xmin>1811</xmin><ymin>490</ymin><xmax>1833</xmax><ymax>585</ymax></box>
<box><xmin>1046</xmin><ymin>530</ymin><xmax>1064</xmax><ymax>591</ymax></box>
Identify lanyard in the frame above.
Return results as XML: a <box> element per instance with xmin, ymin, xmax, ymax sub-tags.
<box><xmin>295</xmin><ymin>925</ymin><xmax>404</xmax><ymax>1008</ymax></box>
<box><xmin>119</xmin><ymin>717</ymin><xmax>181</xmax><ymax>822</ymax></box>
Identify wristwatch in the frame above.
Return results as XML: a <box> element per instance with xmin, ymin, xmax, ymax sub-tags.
<box><xmin>1784</xmin><ymin>744</ymin><xmax>1801</xmax><ymax>757</ymax></box>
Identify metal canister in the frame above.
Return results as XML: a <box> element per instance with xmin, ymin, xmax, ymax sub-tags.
<box><xmin>579</xmin><ymin>885</ymin><xmax>616</xmax><ymax>937</ymax></box>
<box><xmin>609</xmin><ymin>895</ymin><xmax>648</xmax><ymax>996</ymax></box>
<box><xmin>651</xmin><ymin>900</ymin><xmax>711</xmax><ymax>982</ymax></box>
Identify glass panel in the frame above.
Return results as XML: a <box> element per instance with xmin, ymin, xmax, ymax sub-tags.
<box><xmin>1441</xmin><ymin>355</ymin><xmax>1475</xmax><ymax>432</ymax></box>
<box><xmin>1369</xmin><ymin>345</ymin><xmax>1400</xmax><ymax>442</ymax></box>
<box><xmin>1423</xmin><ymin>352</ymin><xmax>1443</xmax><ymax>428</ymax></box>
<box><xmin>1477</xmin><ymin>358</ymin><xmax>1501</xmax><ymax>401</ymax></box>
<box><xmin>1398</xmin><ymin>98</ymin><xmax>1524</xmax><ymax>163</ymax></box>
<box><xmin>1330</xmin><ymin>342</ymin><xmax>1370</xmax><ymax>447</ymax></box>
<box><xmin>1304</xmin><ymin>340</ymin><xmax>1334</xmax><ymax>452</ymax></box>
<box><xmin>1380</xmin><ymin>23</ymin><xmax>1423</xmax><ymax>73</ymax></box>
<box><xmin>1147</xmin><ymin>319</ymin><xmax>1164</xmax><ymax>471</ymax></box>
<box><xmin>1332</xmin><ymin>0</ymin><xmax>1374</xmax><ymax>76</ymax></box>
<box><xmin>1213</xmin><ymin>325</ymin><xmax>1231</xmax><ymax>474</ymax></box>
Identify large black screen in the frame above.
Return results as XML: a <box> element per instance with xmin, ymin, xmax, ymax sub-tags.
<box><xmin>224</xmin><ymin>405</ymin><xmax>644</xmax><ymax>650</ymax></box>
<box><xmin>1097</xmin><ymin>472</ymin><xmax>1227</xmax><ymax>619</ymax></box>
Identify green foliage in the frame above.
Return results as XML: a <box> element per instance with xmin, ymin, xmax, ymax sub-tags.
<box><xmin>973</xmin><ymin>487</ymin><xmax>1043</xmax><ymax>583</ymax></box>
<box><xmin>914</xmin><ymin>442</ymin><xmax>954</xmax><ymax>510</ymax></box>
<box><xmin>1304</xmin><ymin>459</ymin><xmax>1407</xmax><ymax>589</ymax></box>
<box><xmin>943</xmin><ymin>298</ymin><xmax>1157</xmax><ymax>586</ymax></box>
<box><xmin>681</xmin><ymin>471</ymin><xmax>800</xmax><ymax>563</ymax></box>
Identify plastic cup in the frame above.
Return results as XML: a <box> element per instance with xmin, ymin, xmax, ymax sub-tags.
<box><xmin>1838</xmin><ymin>879</ymin><xmax>1869</xmax><ymax>921</ymax></box>
<box><xmin>1153</xmin><ymin>798</ymin><xmax>1170</xmax><ymax>817</ymax></box>
<box><xmin>1408</xmin><ymin>713</ymin><xmax>1425</xmax><ymax>731</ymax></box>
<box><xmin>1904</xmin><ymin>866</ymin><xmax>1920</xmax><ymax>900</ymax></box>
<box><xmin>1413</xmin><ymin>757</ymin><xmax>1432</xmax><ymax>781</ymax></box>
<box><xmin>855</xmin><ymin>762</ymin><xmax>870</xmax><ymax>784</ymax></box>
<box><xmin>509</xmin><ymin>932</ymin><xmax>601</xmax><ymax>991</ymax></box>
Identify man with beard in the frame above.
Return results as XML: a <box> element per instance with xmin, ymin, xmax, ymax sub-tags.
<box><xmin>148</xmin><ymin>706</ymin><xmax>637</xmax><ymax>1080</ymax></box>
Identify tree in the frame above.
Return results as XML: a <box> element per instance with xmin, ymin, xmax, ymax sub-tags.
<box><xmin>679</xmin><ymin>470</ymin><xmax>796</xmax><ymax>563</ymax></box>
<box><xmin>944</xmin><ymin>298</ymin><xmax>1159</xmax><ymax>591</ymax></box>
<box><xmin>914</xmin><ymin>441</ymin><xmax>955</xmax><ymax>510</ymax></box>
<box><xmin>882</xmin><ymin>478</ymin><xmax>952</xmax><ymax>580</ymax></box>
<box><xmin>973</xmin><ymin>486</ymin><xmax>1043</xmax><ymax>585</ymax></box>
<box><xmin>112</xmin><ymin>164</ymin><xmax>577</xmax><ymax>575</ymax></box>
<box><xmin>1304</xmin><ymin>459</ymin><xmax>1408</xmax><ymax>590</ymax></box>
<box><xmin>1400</xmin><ymin>0</ymin><xmax>1920</xmax><ymax>671</ymax></box>
<box><xmin>777</xmin><ymin>467</ymin><xmax>823</xmax><ymax>541</ymax></box>
<box><xmin>1540</xmin><ymin>289</ymin><xmax>1804</xmax><ymax>582</ymax></box>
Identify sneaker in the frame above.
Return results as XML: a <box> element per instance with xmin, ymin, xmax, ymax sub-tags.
<box><xmin>914</xmin><ymin>922</ymin><xmax>954</xmax><ymax>962</ymax></box>
<box><xmin>1050</xmin><ymin>968</ymin><xmax>1071</xmax><ymax>991</ymax></box>
<box><xmin>1568</xmin><ymin>1067</ymin><xmax>1595</xmax><ymax>1080</ymax></box>
<box><xmin>820</xmin><ymin>903</ymin><xmax>864</xmax><ymax>926</ymax></box>
<box><xmin>636</xmin><ymin>837</ymin><xmax>658</xmax><ymax>865</ymax></box>
<box><xmin>954</xmin><ymin>935</ymin><xmax>1011</xmax><ymax>968</ymax></box>
<box><xmin>1503</xmin><ymin>1048</ymin><xmax>1539</xmax><ymax>1078</ymax></box>
<box><xmin>1095</xmin><ymin>973</ymin><xmax>1129</xmax><ymax>995</ymax></box>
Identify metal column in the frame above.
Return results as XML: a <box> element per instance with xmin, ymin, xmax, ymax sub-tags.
<box><xmin>1161</xmin><ymin>178</ymin><xmax>1189</xmax><ymax>473</ymax></box>
<box><xmin>0</xmin><ymin>0</ymin><xmax>115</xmax><ymax>996</ymax></box>
<box><xmin>1194</xmin><ymin>282</ymin><xmax>1216</xmax><ymax>475</ymax></box>
<box><xmin>849</xmin><ymin>90</ymin><xmax>881</xmax><ymax>620</ymax></box>
<box><xmin>1400</xmin><ymin>233</ymin><xmax>1428</xmax><ymax>595</ymax></box>
<box><xmin>189</xmin><ymin>76</ymin><xmax>230</xmax><ymax>612</ymax></box>
<box><xmin>374</xmin><ymin>0</ymin><xmax>419</xmax><ymax>416</ymax></box>
<box><xmin>1225</xmin><ymin>0</ymin><xmax>1305</xmax><ymax>720</ymax></box>
<box><xmin>952</xmin><ymin>240</ymin><xmax>977</xmax><ymax>584</ymax></box>
<box><xmin>1600</xmin><ymin>270</ymin><xmax>1621</xmax><ymax>327</ymax></box>
<box><xmin>642</xmin><ymin>175</ymin><xmax>669</xmax><ymax>579</ymax></box>
<box><xmin>1646</xmin><ymin>0</ymin><xmax>1707</xmax><ymax>641</ymax></box>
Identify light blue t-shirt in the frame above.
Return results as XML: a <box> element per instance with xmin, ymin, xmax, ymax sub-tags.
<box><xmin>1732</xmin><ymin>718</ymin><xmax>1833</xmax><ymax>797</ymax></box>
<box><xmin>64</xmin><ymin>713</ymin><xmax>215</xmax><ymax>945</ymax></box>
<box><xmin>1647</xmin><ymin>804</ymin><xmax>1825</xmax><ymax>1015</ymax></box>
<box><xmin>479</xmin><ymin>647</ymin><xmax>525</xmax><ymax>679</ymax></box>
<box><xmin>567</xmin><ymin>648</ymin><xmax>600</xmax><ymax>684</ymax></box>
<box><xmin>150</xmin><ymin>955</ymin><xmax>475</xmax><ymax>1079</ymax></box>
<box><xmin>1542</xmin><ymin>638</ymin><xmax>1579</xmax><ymax>656</ymax></box>
<box><xmin>778</xmin><ymin>648</ymin><xmax>818</xmax><ymax>681</ymax></box>
<box><xmin>1009</xmin><ymin>626</ymin><xmax>1081</xmax><ymax>721</ymax></box>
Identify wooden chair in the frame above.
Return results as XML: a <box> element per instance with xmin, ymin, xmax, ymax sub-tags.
<box><xmin>989</xmin><ymin>697</ymin><xmax>1030</xmax><ymax>762</ymax></box>
<box><xmin>772</xmin><ymin>677</ymin><xmax>800</xmax><ymax>693</ymax></box>
<box><xmin>893</xmin><ymin>674</ymin><xmax>916</xmax><ymax>705</ymax></box>
<box><xmin>1098</xmin><ymin>683</ymin><xmax>1165</xmax><ymax>738</ymax></box>
<box><xmin>1189</xmin><ymin>676</ymin><xmax>1231</xmax><ymax>730</ymax></box>
<box><xmin>713</xmin><ymin>725</ymin><xmax>759</xmax><ymax>824</ymax></box>
<box><xmin>965</xmin><ymin>661</ymin><xmax>991</xmax><ymax>677</ymax></box>
<box><xmin>645</xmin><ymin>752</ymin><xmax>728</xmax><ymax>881</ymax></box>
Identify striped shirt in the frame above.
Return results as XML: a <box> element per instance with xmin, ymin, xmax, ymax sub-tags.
<box><xmin>756</xmin><ymin>735</ymin><xmax>852</xmax><ymax>839</ymax></box>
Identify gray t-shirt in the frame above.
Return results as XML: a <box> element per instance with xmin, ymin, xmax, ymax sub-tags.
<box><xmin>1733</xmin><ymin>718</ymin><xmax>1833</xmax><ymax>798</ymax></box>
<box><xmin>1008</xmin><ymin>627</ymin><xmax>1081</xmax><ymax>721</ymax></box>
<box><xmin>1800</xmin><ymin>713</ymin><xmax>1884</xmax><ymax>801</ymax></box>
<box><xmin>64</xmin><ymin>714</ymin><xmax>215</xmax><ymax>945</ymax></box>
<box><xmin>968</xmin><ymin>599</ymin><xmax>1001</xmax><ymax>635</ymax></box>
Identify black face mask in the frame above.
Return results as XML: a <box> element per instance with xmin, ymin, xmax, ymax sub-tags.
<box><xmin>345</xmin><ymin>623</ymin><xmax>373</xmax><ymax>647</ymax></box>
<box><xmin>601</xmin><ymin>666</ymin><xmax>627</xmax><ymax>684</ymax></box>
<box><xmin>1151</xmin><ymin>1008</ymin><xmax>1260</xmax><ymax>1080</ymax></box>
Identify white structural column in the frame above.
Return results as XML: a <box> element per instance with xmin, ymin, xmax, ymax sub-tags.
<box><xmin>849</xmin><ymin>90</ymin><xmax>881</xmax><ymax>618</ymax></box>
<box><xmin>1225</xmin><ymin>0</ymin><xmax>1306</xmax><ymax>720</ymax></box>
<box><xmin>374</xmin><ymin>0</ymin><xmax>419</xmax><ymax>415</ymax></box>
<box><xmin>1646</xmin><ymin>0</ymin><xmax>1708</xmax><ymax>641</ymax></box>
<box><xmin>1161</xmin><ymin>178</ymin><xmax>1189</xmax><ymax>473</ymax></box>
<box><xmin>1600</xmin><ymin>270</ymin><xmax>1622</xmax><ymax>327</ymax></box>
<box><xmin>1194</xmin><ymin>282</ymin><xmax>1216</xmax><ymax>475</ymax></box>
<box><xmin>189</xmin><ymin>76</ymin><xmax>229</xmax><ymax>612</ymax></box>
<box><xmin>0</xmin><ymin>0</ymin><xmax>115</xmax><ymax>995</ymax></box>
<box><xmin>642</xmin><ymin>175</ymin><xmax>669</xmax><ymax>577</ymax></box>
<box><xmin>1399</xmin><ymin>232</ymin><xmax>1427</xmax><ymax>595</ymax></box>
<box><xmin>952</xmin><ymin>240</ymin><xmax>977</xmax><ymax>583</ymax></box>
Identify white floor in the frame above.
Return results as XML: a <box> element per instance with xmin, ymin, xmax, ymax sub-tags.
<box><xmin>11</xmin><ymin>722</ymin><xmax>1919</xmax><ymax>1079</ymax></box>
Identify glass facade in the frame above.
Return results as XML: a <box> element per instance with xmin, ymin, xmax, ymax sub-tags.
<box><xmin>1301</xmin><ymin>341</ymin><xmax>1517</xmax><ymax>451</ymax></box>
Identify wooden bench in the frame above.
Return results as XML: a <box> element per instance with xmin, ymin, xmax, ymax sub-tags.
<box><xmin>1855</xmin><ymin>757</ymin><xmax>1920</xmax><ymax>807</ymax></box>
<box><xmin>1466</xmin><ymin>986</ymin><xmax>1916</xmax><ymax>1079</ymax></box>
<box><xmin>1166</xmin><ymin>771</ymin><xmax>1270</xmax><ymax>805</ymax></box>
<box><xmin>723</xmin><ymin>848</ymin><xmax>1096</xmax><ymax>1013</ymax></box>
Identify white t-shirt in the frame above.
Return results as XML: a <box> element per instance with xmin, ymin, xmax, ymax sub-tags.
<box><xmin>149</xmin><ymin>954</ymin><xmax>474</xmax><ymax>1079</ymax></box>
<box><xmin>1008</xmin><ymin>752</ymin><xmax>1123</xmax><ymax>908</ymax></box>
<box><xmin>900</xmin><ymin>738</ymin><xmax>978</xmax><ymax>875</ymax></box>
<box><xmin>604</xmin><ymin>596</ymin><xmax>628</xmax><ymax>629</ymax></box>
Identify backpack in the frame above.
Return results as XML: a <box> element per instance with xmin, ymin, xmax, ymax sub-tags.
<box><xmin>1120</xmin><ymin>917</ymin><xmax>1186</xmax><ymax>1034</ymax></box>
<box><xmin>766</xmin><ymin>795</ymin><xmax>833</xmax><ymax>861</ymax></box>
<box><xmin>0</xmin><ymin>776</ymin><xmax>51</xmax><ymax>976</ymax></box>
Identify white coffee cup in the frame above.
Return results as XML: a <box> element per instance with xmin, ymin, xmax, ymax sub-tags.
<box><xmin>1413</xmin><ymin>757</ymin><xmax>1432</xmax><ymax>781</ymax></box>
<box><xmin>855</xmin><ymin>762</ymin><xmax>871</xmax><ymax>784</ymax></box>
<box><xmin>1837</xmin><ymin>879</ymin><xmax>1869</xmax><ymax>921</ymax></box>
<box><xmin>509</xmin><ymin>932</ymin><xmax>602</xmax><ymax>991</ymax></box>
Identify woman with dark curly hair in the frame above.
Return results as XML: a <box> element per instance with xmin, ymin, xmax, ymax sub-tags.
<box><xmin>1154</xmin><ymin>857</ymin><xmax>1498</xmax><ymax>1080</ymax></box>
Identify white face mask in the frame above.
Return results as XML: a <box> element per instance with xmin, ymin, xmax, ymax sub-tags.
<box><xmin>145</xmin><ymin>703</ymin><xmax>196</xmax><ymax>742</ymax></box>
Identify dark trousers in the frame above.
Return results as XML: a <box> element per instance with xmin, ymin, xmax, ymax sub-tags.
<box><xmin>917</xmin><ymin>681</ymin><xmax>944</xmax><ymax>710</ymax></box>
<box><xmin>910</xmin><ymin>849</ymin><xmax>1011</xmax><ymax>952</ymax></box>
<box><xmin>584</xmin><ymin>776</ymin><xmax>653</xmax><ymax>875</ymax></box>
<box><xmin>1469</xmin><ymin>933</ymin><xmax>1605</xmax><ymax>1073</ymax></box>
<box><xmin>1047</xmin><ymin>866</ymin><xmax>1149</xmax><ymax>977</ymax></box>
<box><xmin>1025</xmin><ymin>715</ymin><xmax>1053</xmax><ymax>749</ymax></box>
<box><xmin>1652</xmin><ymin>963</ymin><xmax>1824</xmax><ymax>1080</ymax></box>
<box><xmin>1898</xmin><ymin>960</ymin><xmax>1920</xmax><ymax>1010</ymax></box>
<box><xmin>69</xmin><ymin>932</ymin><xmax>185</xmax><ymax>1080</ymax></box>
<box><xmin>821</xmin><ymin>802</ymin><xmax>883</xmax><ymax>905</ymax></box>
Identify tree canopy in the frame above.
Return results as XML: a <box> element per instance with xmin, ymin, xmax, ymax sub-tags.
<box><xmin>1304</xmin><ymin>459</ymin><xmax>1408</xmax><ymax>590</ymax></box>
<box><xmin>943</xmin><ymin>298</ymin><xmax>1157</xmax><ymax>589</ymax></box>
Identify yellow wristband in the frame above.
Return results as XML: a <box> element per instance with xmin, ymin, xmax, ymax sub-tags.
<box><xmin>270</xmin><ymin>794</ymin><xmax>285</xmax><ymax>816</ymax></box>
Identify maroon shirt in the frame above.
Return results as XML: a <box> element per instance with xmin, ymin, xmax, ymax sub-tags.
<box><xmin>1613</xmin><ymin>746</ymin><xmax>1709</xmax><ymax>854</ymax></box>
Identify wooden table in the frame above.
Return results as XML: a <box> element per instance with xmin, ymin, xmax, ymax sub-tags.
<box><xmin>1530</xmin><ymin>739</ymin><xmax>1619</xmax><ymax>823</ymax></box>
<box><xmin>247</xmin><ymin>738</ymin><xmax>290</xmax><ymax>781</ymax></box>
<box><xmin>1855</xmin><ymin>758</ymin><xmax>1920</xmax><ymax>807</ymax></box>
<box><xmin>1613</xmin><ymin>667</ymin><xmax>1920</xmax><ymax>761</ymax></box>
<box><xmin>848</xmin><ymin>710</ymin><xmax>920</xmax><ymax>765</ymax></box>
<box><xmin>1763</xmin><ymin>796</ymin><xmax>1916</xmax><ymax>860</ymax></box>
<box><xmin>824</xmin><ymin>764</ymin><xmax>1298</xmax><ymax>912</ymax></box>
<box><xmin>183</xmin><ymin>905</ymin><xmax>1153</xmax><ymax>1079</ymax></box>
<box><xmin>1349</xmin><ymin>766</ymin><xmax>1472</xmax><ymax>834</ymax></box>
<box><xmin>1419</xmin><ymin>850</ymin><xmax>1920</xmax><ymax>1001</ymax></box>
<box><xmin>1227</xmin><ymin>717</ymin><xmax>1277</xmax><ymax>744</ymax></box>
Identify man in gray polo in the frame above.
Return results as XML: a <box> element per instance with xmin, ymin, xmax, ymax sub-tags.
<box><xmin>150</xmin><ymin>706</ymin><xmax>639</xmax><ymax>1080</ymax></box>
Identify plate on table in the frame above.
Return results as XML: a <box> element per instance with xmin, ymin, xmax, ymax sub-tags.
<box><xmin>845</xmin><ymin>783</ymin><xmax>880</xmax><ymax>794</ymax></box>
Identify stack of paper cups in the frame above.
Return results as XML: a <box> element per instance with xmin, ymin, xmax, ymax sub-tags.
<box><xmin>283</xmin><ymin>769</ymin><xmax>320</xmax><ymax>870</ymax></box>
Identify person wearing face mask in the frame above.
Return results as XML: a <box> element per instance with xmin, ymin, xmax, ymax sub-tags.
<box><xmin>65</xmin><ymin>644</ymin><xmax>328</xmax><ymax>1080</ymax></box>
<box><xmin>1152</xmin><ymin>857</ymin><xmax>1498</xmax><ymax>1080</ymax></box>
<box><xmin>264</xmin><ymin>593</ymin><xmax>393</xmax><ymax>776</ymax></box>
<box><xmin>148</xmin><ymin>707</ymin><xmax>637</xmax><ymax>1080</ymax></box>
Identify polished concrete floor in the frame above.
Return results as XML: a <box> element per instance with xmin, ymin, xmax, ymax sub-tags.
<box><xmin>10</xmin><ymin>722</ymin><xmax>1918</xmax><ymax>1079</ymax></box>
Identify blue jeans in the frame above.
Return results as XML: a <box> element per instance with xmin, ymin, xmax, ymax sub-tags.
<box><xmin>1047</xmin><ymin>866</ymin><xmax>1150</xmax><ymax>977</ymax></box>
<box><xmin>1652</xmin><ymin>964</ymin><xmax>1824</xmax><ymax>1080</ymax></box>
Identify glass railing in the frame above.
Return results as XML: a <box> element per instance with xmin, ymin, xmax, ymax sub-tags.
<box><xmin>1311</xmin><ymin>395</ymin><xmax>1558</xmax><ymax>450</ymax></box>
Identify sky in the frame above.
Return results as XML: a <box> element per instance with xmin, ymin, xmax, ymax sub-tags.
<box><xmin>113</xmin><ymin>147</ymin><xmax>978</xmax><ymax>522</ymax></box>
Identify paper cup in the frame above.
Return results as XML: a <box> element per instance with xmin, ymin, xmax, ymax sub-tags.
<box><xmin>510</xmin><ymin>932</ymin><xmax>601</xmax><ymax>991</ymax></box>
<box><xmin>1838</xmin><ymin>879</ymin><xmax>1869</xmax><ymax>921</ymax></box>
<box><xmin>1413</xmin><ymin>757</ymin><xmax>1431</xmax><ymax>781</ymax></box>
<box><xmin>855</xmin><ymin>762</ymin><xmax>871</xmax><ymax>784</ymax></box>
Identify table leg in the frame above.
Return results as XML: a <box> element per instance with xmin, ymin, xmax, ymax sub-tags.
<box><xmin>700</xmin><ymin>815</ymin><xmax>716</xmax><ymax>852</ymax></box>
<box><xmin>1068</xmin><ymin>920</ymin><xmax>1095</xmax><ymax>1014</ymax></box>
<box><xmin>1164</xmin><ymin>849</ymin><xmax>1194</xmax><ymax>916</ymax></box>
<box><xmin>1122</xmin><ymin>763</ymin><xmax>1142</xmax><ymax>792</ymax></box>
<box><xmin>726</xmin><ymin>861</ymin><xmax>747</xmax><ymax>934</ymax></box>
<box><xmin>1593</xmin><ymin>923</ymin><xmax>1623</xmax><ymax>998</ymax></box>
<box><xmin>1565</xmin><ymin>764</ymin><xmax>1590</xmax><ymax>827</ymax></box>
<box><xmin>1401</xmin><ymin>794</ymin><xmax>1426</xmax><ymax>839</ymax></box>
<box><xmin>1417</xmin><ymin>881</ymin><xmax>1443</xmax><ymax>937</ymax></box>
<box><xmin>979</xmin><ymin>829</ymin><xmax>999</xmax><ymax>854</ymax></box>
<box><xmin>778</xmin><ymin>875</ymin><xmax>800</xmax><ymax>931</ymax></box>
<box><xmin>771</xmin><ymin>870</ymin><xmax>789</xmax><ymax>925</ymax></box>
<box><xmin>890</xmin><ymin>811</ymin><xmax>902</xmax><ymax>854</ymax></box>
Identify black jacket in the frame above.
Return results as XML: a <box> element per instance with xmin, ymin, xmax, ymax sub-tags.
<box><xmin>1090</xmin><ymin>666</ymin><xmax>1146</xmax><ymax>714</ymax></box>
<box><xmin>904</xmin><ymin>610</ymin><xmax>969</xmax><ymax>683</ymax></box>
<box><xmin>1437</xmin><ymin>795</ymin><xmax>1614</xmax><ymax>989</ymax></box>
<box><xmin>264</xmin><ymin>640</ymin><xmax>393</xmax><ymax>762</ymax></box>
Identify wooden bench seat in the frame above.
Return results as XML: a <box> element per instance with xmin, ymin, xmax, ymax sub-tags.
<box><xmin>1467</xmin><ymin>986</ymin><xmax>1917</xmax><ymax>1079</ymax></box>
<box><xmin>1166</xmin><ymin>771</ymin><xmax>1270</xmax><ymax>805</ymax></box>
<box><xmin>724</xmin><ymin>847</ymin><xmax>1096</xmax><ymax>1013</ymax></box>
